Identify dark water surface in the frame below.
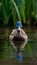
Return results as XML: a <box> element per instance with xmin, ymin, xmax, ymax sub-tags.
<box><xmin>0</xmin><ymin>26</ymin><xmax>37</xmax><ymax>65</ymax></box>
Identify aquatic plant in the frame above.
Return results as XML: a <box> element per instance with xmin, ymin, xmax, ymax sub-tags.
<box><xmin>0</xmin><ymin>0</ymin><xmax>37</xmax><ymax>26</ymax></box>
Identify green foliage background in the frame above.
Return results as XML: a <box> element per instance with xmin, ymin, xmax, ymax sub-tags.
<box><xmin>0</xmin><ymin>0</ymin><xmax>37</xmax><ymax>26</ymax></box>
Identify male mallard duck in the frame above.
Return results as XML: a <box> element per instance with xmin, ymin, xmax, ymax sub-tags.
<box><xmin>9</xmin><ymin>21</ymin><xmax>28</xmax><ymax>61</ymax></box>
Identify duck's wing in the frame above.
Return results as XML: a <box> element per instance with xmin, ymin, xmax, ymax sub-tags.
<box><xmin>9</xmin><ymin>29</ymin><xmax>17</xmax><ymax>49</ymax></box>
<box><xmin>20</xmin><ymin>29</ymin><xmax>28</xmax><ymax>49</ymax></box>
<box><xmin>9</xmin><ymin>29</ymin><xmax>17</xmax><ymax>40</ymax></box>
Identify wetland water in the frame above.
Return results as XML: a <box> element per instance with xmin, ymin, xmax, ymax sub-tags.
<box><xmin>0</xmin><ymin>26</ymin><xmax>37</xmax><ymax>65</ymax></box>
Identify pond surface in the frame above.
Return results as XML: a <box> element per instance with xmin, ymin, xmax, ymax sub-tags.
<box><xmin>0</xmin><ymin>26</ymin><xmax>37</xmax><ymax>65</ymax></box>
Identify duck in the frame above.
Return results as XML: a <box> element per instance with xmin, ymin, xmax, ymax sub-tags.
<box><xmin>9</xmin><ymin>21</ymin><xmax>28</xmax><ymax>61</ymax></box>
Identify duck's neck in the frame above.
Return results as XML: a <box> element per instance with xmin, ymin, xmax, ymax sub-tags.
<box><xmin>17</xmin><ymin>27</ymin><xmax>21</xmax><ymax>31</ymax></box>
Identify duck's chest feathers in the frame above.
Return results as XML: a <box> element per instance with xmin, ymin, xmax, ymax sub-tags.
<box><xmin>12</xmin><ymin>32</ymin><xmax>25</xmax><ymax>47</ymax></box>
<box><xmin>13</xmin><ymin>31</ymin><xmax>25</xmax><ymax>41</ymax></box>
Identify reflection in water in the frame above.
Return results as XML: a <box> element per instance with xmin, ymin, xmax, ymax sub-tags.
<box><xmin>0</xmin><ymin>26</ymin><xmax>37</xmax><ymax>65</ymax></box>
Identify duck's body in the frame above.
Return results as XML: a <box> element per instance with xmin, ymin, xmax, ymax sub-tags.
<box><xmin>9</xmin><ymin>28</ymin><xmax>28</xmax><ymax>50</ymax></box>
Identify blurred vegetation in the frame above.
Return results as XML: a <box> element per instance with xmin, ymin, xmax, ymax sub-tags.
<box><xmin>0</xmin><ymin>0</ymin><xmax>37</xmax><ymax>27</ymax></box>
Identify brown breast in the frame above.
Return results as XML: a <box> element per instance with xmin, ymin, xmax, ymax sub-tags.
<box><xmin>12</xmin><ymin>36</ymin><xmax>25</xmax><ymax>48</ymax></box>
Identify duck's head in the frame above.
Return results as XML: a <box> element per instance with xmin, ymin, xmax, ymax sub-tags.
<box><xmin>16</xmin><ymin>21</ymin><xmax>22</xmax><ymax>33</ymax></box>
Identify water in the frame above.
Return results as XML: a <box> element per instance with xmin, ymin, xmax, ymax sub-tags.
<box><xmin>0</xmin><ymin>26</ymin><xmax>37</xmax><ymax>65</ymax></box>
